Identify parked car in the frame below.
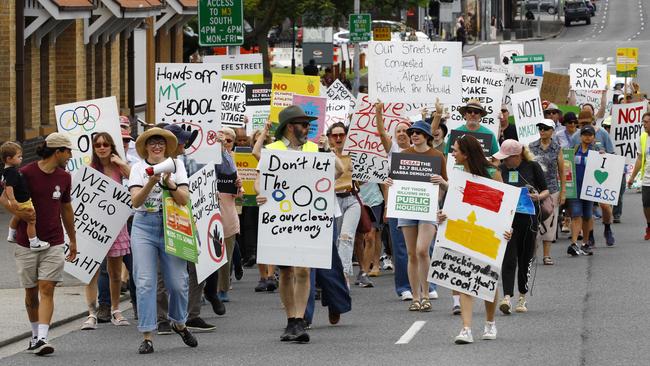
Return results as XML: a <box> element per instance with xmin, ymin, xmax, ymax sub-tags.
<box><xmin>522</xmin><ymin>0</ymin><xmax>559</xmax><ymax>15</ymax></box>
<box><xmin>564</xmin><ymin>0</ymin><xmax>591</xmax><ymax>26</ymax></box>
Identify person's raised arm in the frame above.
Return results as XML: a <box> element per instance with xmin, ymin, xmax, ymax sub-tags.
<box><xmin>252</xmin><ymin>120</ymin><xmax>272</xmax><ymax>161</ymax></box>
<box><xmin>595</xmin><ymin>89</ymin><xmax>607</xmax><ymax>119</ymax></box>
<box><xmin>375</xmin><ymin>101</ymin><xmax>393</xmax><ymax>153</ymax></box>
<box><xmin>430</xmin><ymin>98</ymin><xmax>442</xmax><ymax>136</ymax></box>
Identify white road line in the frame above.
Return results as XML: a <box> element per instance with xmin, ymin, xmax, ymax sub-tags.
<box><xmin>465</xmin><ymin>44</ymin><xmax>484</xmax><ymax>53</ymax></box>
<box><xmin>396</xmin><ymin>321</ymin><xmax>427</xmax><ymax>345</ymax></box>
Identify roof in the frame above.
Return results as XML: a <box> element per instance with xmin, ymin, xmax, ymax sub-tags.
<box><xmin>51</xmin><ymin>0</ymin><xmax>95</xmax><ymax>10</ymax></box>
<box><xmin>177</xmin><ymin>0</ymin><xmax>197</xmax><ymax>10</ymax></box>
<box><xmin>113</xmin><ymin>0</ymin><xmax>163</xmax><ymax>11</ymax></box>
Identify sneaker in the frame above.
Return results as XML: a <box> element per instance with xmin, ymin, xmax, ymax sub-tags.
<box><xmin>291</xmin><ymin>319</ymin><xmax>310</xmax><ymax>343</ymax></box>
<box><xmin>7</xmin><ymin>232</ymin><xmax>16</xmax><ymax>243</ymax></box>
<box><xmin>266</xmin><ymin>278</ymin><xmax>278</xmax><ymax>292</ymax></box>
<box><xmin>171</xmin><ymin>323</ymin><xmax>198</xmax><ymax>347</ymax></box>
<box><xmin>234</xmin><ymin>262</ymin><xmax>244</xmax><ymax>281</ymax></box>
<box><xmin>429</xmin><ymin>290</ymin><xmax>439</xmax><ymax>299</ymax></box>
<box><xmin>354</xmin><ymin>271</ymin><xmax>363</xmax><ymax>286</ymax></box>
<box><xmin>138</xmin><ymin>339</ymin><xmax>154</xmax><ymax>354</ymax></box>
<box><xmin>515</xmin><ymin>296</ymin><xmax>528</xmax><ymax>313</ymax></box>
<box><xmin>567</xmin><ymin>243</ymin><xmax>581</xmax><ymax>257</ymax></box>
<box><xmin>328</xmin><ymin>309</ymin><xmax>341</xmax><ymax>325</ymax></box>
<box><xmin>280</xmin><ymin>320</ymin><xmax>295</xmax><ymax>342</ymax></box>
<box><xmin>454</xmin><ymin>327</ymin><xmax>473</xmax><ymax>344</ymax></box>
<box><xmin>587</xmin><ymin>231</ymin><xmax>596</xmax><ymax>248</ymax></box>
<box><xmin>580</xmin><ymin>244</ymin><xmax>594</xmax><ymax>256</ymax></box>
<box><xmin>482</xmin><ymin>322</ymin><xmax>497</xmax><ymax>340</ymax></box>
<box><xmin>185</xmin><ymin>317</ymin><xmax>216</xmax><ymax>332</ymax></box>
<box><xmin>604</xmin><ymin>228</ymin><xmax>615</xmax><ymax>246</ymax></box>
<box><xmin>96</xmin><ymin>303</ymin><xmax>111</xmax><ymax>323</ymax></box>
<box><xmin>645</xmin><ymin>228</ymin><xmax>650</xmax><ymax>241</ymax></box>
<box><xmin>29</xmin><ymin>239</ymin><xmax>50</xmax><ymax>252</ymax></box>
<box><xmin>254</xmin><ymin>279</ymin><xmax>268</xmax><ymax>292</ymax></box>
<box><xmin>613</xmin><ymin>216</ymin><xmax>621</xmax><ymax>223</ymax></box>
<box><xmin>358</xmin><ymin>273</ymin><xmax>374</xmax><ymax>288</ymax></box>
<box><xmin>382</xmin><ymin>257</ymin><xmax>394</xmax><ymax>271</ymax></box>
<box><xmin>499</xmin><ymin>296</ymin><xmax>511</xmax><ymax>315</ymax></box>
<box><xmin>26</xmin><ymin>338</ymin><xmax>38</xmax><ymax>353</ymax></box>
<box><xmin>400</xmin><ymin>290</ymin><xmax>413</xmax><ymax>301</ymax></box>
<box><xmin>32</xmin><ymin>339</ymin><xmax>54</xmax><ymax>356</ymax></box>
<box><xmin>452</xmin><ymin>305</ymin><xmax>461</xmax><ymax>315</ymax></box>
<box><xmin>217</xmin><ymin>291</ymin><xmax>229</xmax><ymax>303</ymax></box>
<box><xmin>561</xmin><ymin>222</ymin><xmax>570</xmax><ymax>233</ymax></box>
<box><xmin>157</xmin><ymin>320</ymin><xmax>172</xmax><ymax>335</ymax></box>
<box><xmin>206</xmin><ymin>295</ymin><xmax>226</xmax><ymax>316</ymax></box>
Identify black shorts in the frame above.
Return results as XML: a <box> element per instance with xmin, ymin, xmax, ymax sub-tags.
<box><xmin>643</xmin><ymin>186</ymin><xmax>650</xmax><ymax>208</ymax></box>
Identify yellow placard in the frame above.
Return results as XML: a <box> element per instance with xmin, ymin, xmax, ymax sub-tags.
<box><xmin>616</xmin><ymin>47</ymin><xmax>638</xmax><ymax>73</ymax></box>
<box><xmin>234</xmin><ymin>152</ymin><xmax>258</xmax><ymax>195</ymax></box>
<box><xmin>373</xmin><ymin>27</ymin><xmax>391</xmax><ymax>41</ymax></box>
<box><xmin>269</xmin><ymin>74</ymin><xmax>321</xmax><ymax>122</ymax></box>
<box><xmin>223</xmin><ymin>74</ymin><xmax>264</xmax><ymax>84</ymax></box>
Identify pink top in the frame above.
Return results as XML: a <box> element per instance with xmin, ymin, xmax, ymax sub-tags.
<box><xmin>219</xmin><ymin>192</ymin><xmax>240</xmax><ymax>238</ymax></box>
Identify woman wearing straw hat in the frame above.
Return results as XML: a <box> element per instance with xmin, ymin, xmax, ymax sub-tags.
<box><xmin>128</xmin><ymin>127</ymin><xmax>197</xmax><ymax>354</ymax></box>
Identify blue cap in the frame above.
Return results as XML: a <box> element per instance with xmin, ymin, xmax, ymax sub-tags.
<box><xmin>406</xmin><ymin>120</ymin><xmax>433</xmax><ymax>139</ymax></box>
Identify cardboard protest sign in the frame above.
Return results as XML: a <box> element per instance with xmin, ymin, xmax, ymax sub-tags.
<box><xmin>244</xmin><ymin>84</ymin><xmax>271</xmax><ymax>135</ymax></box>
<box><xmin>611</xmin><ymin>101</ymin><xmax>648</xmax><ymax>161</ymax></box>
<box><xmin>234</xmin><ymin>149</ymin><xmax>258</xmax><ymax>206</ymax></box>
<box><xmin>292</xmin><ymin>95</ymin><xmax>327</xmax><ymax>141</ymax></box>
<box><xmin>155</xmin><ymin>63</ymin><xmax>222</xmax><ymax>164</ymax></box>
<box><xmin>562</xmin><ymin>149</ymin><xmax>578</xmax><ymax>199</ymax></box>
<box><xmin>270</xmin><ymin>73</ymin><xmax>321</xmax><ymax>122</ymax></box>
<box><xmin>63</xmin><ymin>166</ymin><xmax>132</xmax><ymax>283</ymax></box>
<box><xmin>221</xmin><ymin>79</ymin><xmax>251</xmax><ymax>128</ymax></box>
<box><xmin>502</xmin><ymin>73</ymin><xmax>542</xmax><ymax>113</ymax></box>
<box><xmin>257</xmin><ymin>150</ymin><xmax>335</xmax><ymax>269</ymax></box>
<box><xmin>189</xmin><ymin>166</ymin><xmax>228</xmax><ymax>283</ymax></box>
<box><xmin>55</xmin><ymin>96</ymin><xmax>125</xmax><ymax>175</ymax></box>
<box><xmin>570</xmin><ymin>64</ymin><xmax>607</xmax><ymax>91</ymax></box>
<box><xmin>326</xmin><ymin>79</ymin><xmax>357</xmax><ymax>112</ymax></box>
<box><xmin>367</xmin><ymin>41</ymin><xmax>462</xmax><ymax>105</ymax></box>
<box><xmin>386</xmin><ymin>181</ymin><xmax>439</xmax><ymax>220</ymax></box>
<box><xmin>389</xmin><ymin>153</ymin><xmax>442</xmax><ymax>182</ymax></box>
<box><xmin>325</xmin><ymin>99</ymin><xmax>352</xmax><ymax>128</ymax></box>
<box><xmin>446</xmin><ymin>129</ymin><xmax>494</xmax><ymax>156</ymax></box>
<box><xmin>511</xmin><ymin>88</ymin><xmax>544</xmax><ymax>146</ymax></box>
<box><xmin>432</xmin><ymin>169</ymin><xmax>519</xmax><ymax>268</ymax></box>
<box><xmin>540</xmin><ymin>72</ymin><xmax>570</xmax><ymax>104</ymax></box>
<box><xmin>446</xmin><ymin>70</ymin><xmax>505</xmax><ymax>137</ymax></box>
<box><xmin>163</xmin><ymin>189</ymin><xmax>199</xmax><ymax>263</ymax></box>
<box><xmin>580</xmin><ymin>151</ymin><xmax>626</xmax><ymax>205</ymax></box>
<box><xmin>203</xmin><ymin>54</ymin><xmax>264</xmax><ymax>83</ymax></box>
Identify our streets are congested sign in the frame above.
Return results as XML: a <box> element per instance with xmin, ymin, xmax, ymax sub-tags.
<box><xmin>198</xmin><ymin>0</ymin><xmax>244</xmax><ymax>46</ymax></box>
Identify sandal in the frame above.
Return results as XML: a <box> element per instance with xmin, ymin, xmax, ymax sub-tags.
<box><xmin>420</xmin><ymin>298</ymin><xmax>432</xmax><ymax>312</ymax></box>
<box><xmin>111</xmin><ymin>310</ymin><xmax>130</xmax><ymax>326</ymax></box>
<box><xmin>81</xmin><ymin>314</ymin><xmax>97</xmax><ymax>330</ymax></box>
<box><xmin>408</xmin><ymin>300</ymin><xmax>421</xmax><ymax>311</ymax></box>
<box><xmin>543</xmin><ymin>256</ymin><xmax>554</xmax><ymax>265</ymax></box>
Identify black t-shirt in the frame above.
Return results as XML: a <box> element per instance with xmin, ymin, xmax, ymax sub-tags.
<box><xmin>1</xmin><ymin>166</ymin><xmax>30</xmax><ymax>202</ymax></box>
<box><xmin>499</xmin><ymin>124</ymin><xmax>518</xmax><ymax>145</ymax></box>
<box><xmin>499</xmin><ymin>160</ymin><xmax>547</xmax><ymax>216</ymax></box>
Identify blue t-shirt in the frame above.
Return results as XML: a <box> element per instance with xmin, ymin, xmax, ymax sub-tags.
<box><xmin>574</xmin><ymin>146</ymin><xmax>590</xmax><ymax>193</ymax></box>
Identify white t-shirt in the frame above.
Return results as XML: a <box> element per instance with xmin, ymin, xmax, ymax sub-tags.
<box><xmin>643</xmin><ymin>144</ymin><xmax>650</xmax><ymax>186</ymax></box>
<box><xmin>128</xmin><ymin>159</ymin><xmax>189</xmax><ymax>212</ymax></box>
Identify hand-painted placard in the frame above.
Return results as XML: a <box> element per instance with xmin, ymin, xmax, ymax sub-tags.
<box><xmin>579</xmin><ymin>151</ymin><xmax>626</xmax><ymax>204</ymax></box>
<box><xmin>611</xmin><ymin>101</ymin><xmax>648</xmax><ymax>162</ymax></box>
<box><xmin>499</xmin><ymin>43</ymin><xmax>524</xmax><ymax>65</ymax></box>
<box><xmin>292</xmin><ymin>95</ymin><xmax>327</xmax><ymax>142</ymax></box>
<box><xmin>326</xmin><ymin>79</ymin><xmax>357</xmax><ymax>112</ymax></box>
<box><xmin>189</xmin><ymin>165</ymin><xmax>227</xmax><ymax>283</ymax></box>
<box><xmin>55</xmin><ymin>96</ymin><xmax>125</xmax><ymax>174</ymax></box>
<box><xmin>502</xmin><ymin>73</ymin><xmax>542</xmax><ymax>113</ymax></box>
<box><xmin>446</xmin><ymin>129</ymin><xmax>494</xmax><ymax>156</ymax></box>
<box><xmin>270</xmin><ymin>73</ymin><xmax>321</xmax><ymax>123</ymax></box>
<box><xmin>163</xmin><ymin>189</ymin><xmax>199</xmax><ymax>263</ymax></box>
<box><xmin>257</xmin><ymin>150</ymin><xmax>335</xmax><ymax>269</ymax></box>
<box><xmin>221</xmin><ymin>79</ymin><xmax>251</xmax><ymax>128</ymax></box>
<box><xmin>390</xmin><ymin>153</ymin><xmax>441</xmax><ymax>182</ymax></box>
<box><xmin>63</xmin><ymin>166</ymin><xmax>132</xmax><ymax>284</ymax></box>
<box><xmin>234</xmin><ymin>150</ymin><xmax>258</xmax><ymax>206</ymax></box>
<box><xmin>562</xmin><ymin>149</ymin><xmax>577</xmax><ymax>199</ymax></box>
<box><xmin>325</xmin><ymin>99</ymin><xmax>352</xmax><ymax>128</ymax></box>
<box><xmin>244</xmin><ymin>83</ymin><xmax>271</xmax><ymax>135</ymax></box>
<box><xmin>367</xmin><ymin>41</ymin><xmax>462</xmax><ymax>105</ymax></box>
<box><xmin>155</xmin><ymin>63</ymin><xmax>222</xmax><ymax>164</ymax></box>
<box><xmin>511</xmin><ymin>88</ymin><xmax>544</xmax><ymax>146</ymax></box>
<box><xmin>430</xmin><ymin>246</ymin><xmax>499</xmax><ymax>302</ymax></box>
<box><xmin>203</xmin><ymin>54</ymin><xmax>263</xmax><ymax>83</ymax></box>
<box><xmin>570</xmin><ymin>64</ymin><xmax>607</xmax><ymax>91</ymax></box>
<box><xmin>386</xmin><ymin>180</ymin><xmax>439</xmax><ymax>220</ymax></box>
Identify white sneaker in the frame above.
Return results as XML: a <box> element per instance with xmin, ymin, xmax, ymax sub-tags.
<box><xmin>482</xmin><ymin>321</ymin><xmax>497</xmax><ymax>340</ymax></box>
<box><xmin>30</xmin><ymin>240</ymin><xmax>50</xmax><ymax>252</ymax></box>
<box><xmin>400</xmin><ymin>290</ymin><xmax>413</xmax><ymax>301</ymax></box>
<box><xmin>428</xmin><ymin>290</ymin><xmax>439</xmax><ymax>299</ymax></box>
<box><xmin>381</xmin><ymin>257</ymin><xmax>393</xmax><ymax>271</ymax></box>
<box><xmin>499</xmin><ymin>295</ymin><xmax>512</xmax><ymax>315</ymax></box>
<box><xmin>515</xmin><ymin>296</ymin><xmax>528</xmax><ymax>313</ymax></box>
<box><xmin>454</xmin><ymin>327</ymin><xmax>473</xmax><ymax>344</ymax></box>
<box><xmin>7</xmin><ymin>232</ymin><xmax>16</xmax><ymax>243</ymax></box>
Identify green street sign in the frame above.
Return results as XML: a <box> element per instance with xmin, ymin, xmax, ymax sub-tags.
<box><xmin>198</xmin><ymin>0</ymin><xmax>244</xmax><ymax>46</ymax></box>
<box><xmin>349</xmin><ymin>13</ymin><xmax>372</xmax><ymax>43</ymax></box>
<box><xmin>511</xmin><ymin>54</ymin><xmax>545</xmax><ymax>63</ymax></box>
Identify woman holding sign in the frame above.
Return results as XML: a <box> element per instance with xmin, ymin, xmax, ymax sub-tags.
<box><xmin>129</xmin><ymin>128</ymin><xmax>197</xmax><ymax>354</ymax></box>
<box><xmin>81</xmin><ymin>133</ymin><xmax>132</xmax><ymax>330</ymax></box>
<box><xmin>438</xmin><ymin>135</ymin><xmax>511</xmax><ymax>344</ymax></box>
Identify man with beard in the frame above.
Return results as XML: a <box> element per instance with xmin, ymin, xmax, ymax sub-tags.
<box><xmin>446</xmin><ymin>99</ymin><xmax>499</xmax><ymax>157</ymax></box>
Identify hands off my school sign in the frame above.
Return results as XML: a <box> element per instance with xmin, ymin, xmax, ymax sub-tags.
<box><xmin>580</xmin><ymin>151</ymin><xmax>625</xmax><ymax>205</ymax></box>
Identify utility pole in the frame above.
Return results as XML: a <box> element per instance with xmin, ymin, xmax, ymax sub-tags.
<box><xmin>353</xmin><ymin>0</ymin><xmax>360</xmax><ymax>96</ymax></box>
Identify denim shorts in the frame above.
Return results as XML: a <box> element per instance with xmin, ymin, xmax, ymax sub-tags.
<box><xmin>397</xmin><ymin>218</ymin><xmax>437</xmax><ymax>228</ymax></box>
<box><xmin>567</xmin><ymin>198</ymin><xmax>594</xmax><ymax>219</ymax></box>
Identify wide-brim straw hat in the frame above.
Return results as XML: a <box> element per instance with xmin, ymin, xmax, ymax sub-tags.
<box><xmin>135</xmin><ymin>127</ymin><xmax>178</xmax><ymax>159</ymax></box>
<box><xmin>458</xmin><ymin>99</ymin><xmax>488</xmax><ymax>117</ymax></box>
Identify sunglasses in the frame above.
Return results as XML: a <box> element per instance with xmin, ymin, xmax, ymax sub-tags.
<box><xmin>94</xmin><ymin>142</ymin><xmax>111</xmax><ymax>148</ymax></box>
<box><xmin>407</xmin><ymin>130</ymin><xmax>426</xmax><ymax>136</ymax></box>
<box><xmin>501</xmin><ymin>109</ymin><xmax>508</xmax><ymax>113</ymax></box>
<box><xmin>147</xmin><ymin>140</ymin><xmax>166</xmax><ymax>147</ymax></box>
<box><xmin>544</xmin><ymin>111</ymin><xmax>559</xmax><ymax>115</ymax></box>
<box><xmin>224</xmin><ymin>138</ymin><xmax>233</xmax><ymax>143</ymax></box>
<box><xmin>291</xmin><ymin>122</ymin><xmax>311</xmax><ymax>128</ymax></box>
<box><xmin>465</xmin><ymin>109</ymin><xmax>481</xmax><ymax>115</ymax></box>
<box><xmin>538</xmin><ymin>126</ymin><xmax>553</xmax><ymax>131</ymax></box>
<box><xmin>329</xmin><ymin>133</ymin><xmax>346</xmax><ymax>139</ymax></box>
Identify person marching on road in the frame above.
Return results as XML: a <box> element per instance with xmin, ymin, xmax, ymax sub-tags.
<box><xmin>626</xmin><ymin>112</ymin><xmax>650</xmax><ymax>239</ymax></box>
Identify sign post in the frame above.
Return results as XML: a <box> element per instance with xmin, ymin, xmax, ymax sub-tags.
<box><xmin>198</xmin><ymin>0</ymin><xmax>244</xmax><ymax>46</ymax></box>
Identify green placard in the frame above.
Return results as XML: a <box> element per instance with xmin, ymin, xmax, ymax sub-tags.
<box><xmin>349</xmin><ymin>13</ymin><xmax>372</xmax><ymax>43</ymax></box>
<box><xmin>162</xmin><ymin>190</ymin><xmax>199</xmax><ymax>263</ymax></box>
<box><xmin>562</xmin><ymin>149</ymin><xmax>577</xmax><ymax>199</ymax></box>
<box><xmin>198</xmin><ymin>0</ymin><xmax>244</xmax><ymax>46</ymax></box>
<box><xmin>512</xmin><ymin>54</ymin><xmax>545</xmax><ymax>63</ymax></box>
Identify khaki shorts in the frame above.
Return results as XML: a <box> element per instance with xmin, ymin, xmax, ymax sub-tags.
<box><xmin>14</xmin><ymin>244</ymin><xmax>65</xmax><ymax>288</ymax></box>
<box><xmin>16</xmin><ymin>199</ymin><xmax>34</xmax><ymax>210</ymax></box>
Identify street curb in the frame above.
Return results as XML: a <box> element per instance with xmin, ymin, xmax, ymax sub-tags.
<box><xmin>0</xmin><ymin>294</ymin><xmax>132</xmax><ymax>349</ymax></box>
<box><xmin>474</xmin><ymin>23</ymin><xmax>566</xmax><ymax>45</ymax></box>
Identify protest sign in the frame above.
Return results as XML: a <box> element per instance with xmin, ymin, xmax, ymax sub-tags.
<box><xmin>616</xmin><ymin>47</ymin><xmax>638</xmax><ymax>78</ymax></box>
<box><xmin>611</xmin><ymin>101</ymin><xmax>648</xmax><ymax>162</ymax></box>
<box><xmin>367</xmin><ymin>41</ymin><xmax>462</xmax><ymax>105</ymax></box>
<box><xmin>446</xmin><ymin>70</ymin><xmax>505</xmax><ymax>137</ymax></box>
<box><xmin>540</xmin><ymin>72</ymin><xmax>570</xmax><ymax>104</ymax></box>
<box><xmin>257</xmin><ymin>150</ymin><xmax>335</xmax><ymax>269</ymax></box>
<box><xmin>389</xmin><ymin>153</ymin><xmax>442</xmax><ymax>182</ymax></box>
<box><xmin>511</xmin><ymin>88</ymin><xmax>544</xmax><ymax>146</ymax></box>
<box><xmin>463</xmin><ymin>55</ymin><xmax>477</xmax><ymax>70</ymax></box>
<box><xmin>386</xmin><ymin>180</ymin><xmax>439</xmax><ymax>220</ymax></box>
<box><xmin>244</xmin><ymin>83</ymin><xmax>271</xmax><ymax>135</ymax></box>
<box><xmin>570</xmin><ymin>64</ymin><xmax>607</xmax><ymax>90</ymax></box>
<box><xmin>217</xmin><ymin>170</ymin><xmax>238</xmax><ymax>195</ymax></box>
<box><xmin>326</xmin><ymin>79</ymin><xmax>357</xmax><ymax>112</ymax></box>
<box><xmin>235</xmin><ymin>149</ymin><xmax>258</xmax><ymax>206</ymax></box>
<box><xmin>478</xmin><ymin>57</ymin><xmax>496</xmax><ymax>68</ymax></box>
<box><xmin>203</xmin><ymin>54</ymin><xmax>264</xmax><ymax>83</ymax></box>
<box><xmin>499</xmin><ymin>43</ymin><xmax>524</xmax><ymax>65</ymax></box>
<box><xmin>430</xmin><ymin>246</ymin><xmax>499</xmax><ymax>302</ymax></box>
<box><xmin>580</xmin><ymin>151</ymin><xmax>626</xmax><ymax>205</ymax></box>
<box><xmin>55</xmin><ymin>96</ymin><xmax>125</xmax><ymax>174</ymax></box>
<box><xmin>292</xmin><ymin>95</ymin><xmax>327</xmax><ymax>142</ymax></box>
<box><xmin>509</xmin><ymin>61</ymin><xmax>549</xmax><ymax>77</ymax></box>
<box><xmin>189</xmin><ymin>165</ymin><xmax>228</xmax><ymax>283</ymax></box>
<box><xmin>432</xmin><ymin>169</ymin><xmax>519</xmax><ymax>268</ymax></box>
<box><xmin>155</xmin><ymin>63</ymin><xmax>222</xmax><ymax>164</ymax></box>
<box><xmin>574</xmin><ymin>90</ymin><xmax>613</xmax><ymax>122</ymax></box>
<box><xmin>446</xmin><ymin>128</ymin><xmax>494</xmax><ymax>156</ymax></box>
<box><xmin>270</xmin><ymin>73</ymin><xmax>321</xmax><ymax>122</ymax></box>
<box><xmin>562</xmin><ymin>149</ymin><xmax>578</xmax><ymax>199</ymax></box>
<box><xmin>502</xmin><ymin>73</ymin><xmax>542</xmax><ymax>113</ymax></box>
<box><xmin>63</xmin><ymin>166</ymin><xmax>132</xmax><ymax>284</ymax></box>
<box><xmin>221</xmin><ymin>79</ymin><xmax>251</xmax><ymax>128</ymax></box>
<box><xmin>325</xmin><ymin>99</ymin><xmax>352</xmax><ymax>128</ymax></box>
<box><xmin>163</xmin><ymin>190</ymin><xmax>199</xmax><ymax>263</ymax></box>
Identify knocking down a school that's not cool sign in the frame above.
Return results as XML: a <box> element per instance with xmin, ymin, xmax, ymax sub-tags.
<box><xmin>580</xmin><ymin>151</ymin><xmax>626</xmax><ymax>205</ymax></box>
<box><xmin>257</xmin><ymin>150</ymin><xmax>335</xmax><ymax>269</ymax></box>
<box><xmin>511</xmin><ymin>88</ymin><xmax>544</xmax><ymax>146</ymax></box>
<box><xmin>428</xmin><ymin>169</ymin><xmax>519</xmax><ymax>302</ymax></box>
<box><xmin>367</xmin><ymin>41</ymin><xmax>462</xmax><ymax>105</ymax></box>
<box><xmin>63</xmin><ymin>166</ymin><xmax>132</xmax><ymax>284</ymax></box>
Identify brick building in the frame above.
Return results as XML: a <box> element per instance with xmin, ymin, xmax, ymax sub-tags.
<box><xmin>0</xmin><ymin>0</ymin><xmax>196</xmax><ymax>159</ymax></box>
